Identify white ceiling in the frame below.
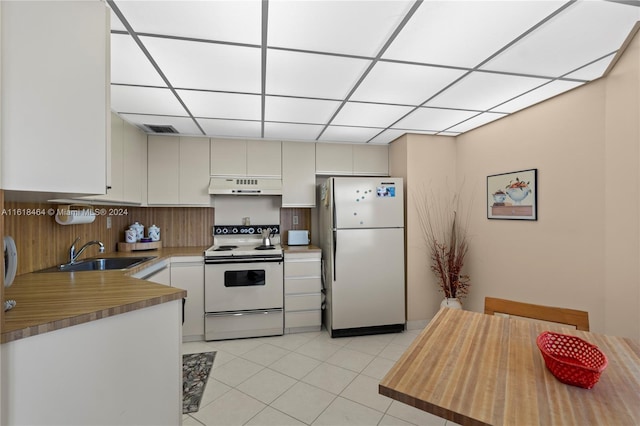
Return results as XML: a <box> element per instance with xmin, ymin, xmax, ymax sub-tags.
<box><xmin>108</xmin><ymin>0</ymin><xmax>640</xmax><ymax>144</ymax></box>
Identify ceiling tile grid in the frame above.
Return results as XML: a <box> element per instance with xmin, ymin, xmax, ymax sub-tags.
<box><xmin>107</xmin><ymin>0</ymin><xmax>640</xmax><ymax>144</ymax></box>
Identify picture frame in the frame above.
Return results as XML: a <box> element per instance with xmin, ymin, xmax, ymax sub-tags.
<box><xmin>487</xmin><ymin>169</ymin><xmax>537</xmax><ymax>220</ymax></box>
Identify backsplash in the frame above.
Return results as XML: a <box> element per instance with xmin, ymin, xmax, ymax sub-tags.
<box><xmin>3</xmin><ymin>202</ymin><xmax>215</xmax><ymax>275</ymax></box>
<box><xmin>4</xmin><ymin>201</ymin><xmax>312</xmax><ymax>275</ymax></box>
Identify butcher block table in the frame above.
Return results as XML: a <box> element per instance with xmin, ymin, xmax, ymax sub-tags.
<box><xmin>379</xmin><ymin>308</ymin><xmax>640</xmax><ymax>426</ymax></box>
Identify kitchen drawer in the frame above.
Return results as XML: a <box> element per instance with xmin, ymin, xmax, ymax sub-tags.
<box><xmin>285</xmin><ymin>293</ymin><xmax>321</xmax><ymax>312</ymax></box>
<box><xmin>205</xmin><ymin>309</ymin><xmax>283</xmax><ymax>341</ymax></box>
<box><xmin>285</xmin><ymin>310</ymin><xmax>321</xmax><ymax>329</ymax></box>
<box><xmin>285</xmin><ymin>277</ymin><xmax>322</xmax><ymax>294</ymax></box>
<box><xmin>284</xmin><ymin>259</ymin><xmax>321</xmax><ymax>278</ymax></box>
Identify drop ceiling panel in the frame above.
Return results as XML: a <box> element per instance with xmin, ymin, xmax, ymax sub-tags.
<box><xmin>111</xmin><ymin>85</ymin><xmax>186</xmax><ymax>116</ymax></box>
<box><xmin>197</xmin><ymin>118</ymin><xmax>261</xmax><ymax>139</ymax></box>
<box><xmin>446</xmin><ymin>112</ymin><xmax>508</xmax><ymax>133</ymax></box>
<box><xmin>319</xmin><ymin>126</ymin><xmax>383</xmax><ymax>143</ymax></box>
<box><xmin>264</xmin><ymin>96</ymin><xmax>341</xmax><ymax>124</ymax></box>
<box><xmin>351</xmin><ymin>62</ymin><xmax>467</xmax><ymax>105</ymax></box>
<box><xmin>119</xmin><ymin>114</ymin><xmax>202</xmax><ymax>135</ymax></box>
<box><xmin>383</xmin><ymin>1</ymin><xmax>566</xmax><ymax>67</ymax></box>
<box><xmin>266</xmin><ymin>49</ymin><xmax>371</xmax><ymax>98</ymax></box>
<box><xmin>112</xmin><ymin>0</ymin><xmax>262</xmax><ymax>45</ymax></box>
<box><xmin>263</xmin><ymin>122</ymin><xmax>324</xmax><ymax>141</ymax></box>
<box><xmin>393</xmin><ymin>107</ymin><xmax>479</xmax><ymax>132</ymax></box>
<box><xmin>142</xmin><ymin>36</ymin><xmax>261</xmax><ymax>92</ymax></box>
<box><xmin>368</xmin><ymin>129</ymin><xmax>409</xmax><ymax>144</ymax></box>
<box><xmin>563</xmin><ymin>54</ymin><xmax>616</xmax><ymax>81</ymax></box>
<box><xmin>490</xmin><ymin>80</ymin><xmax>585</xmax><ymax>114</ymax></box>
<box><xmin>268</xmin><ymin>0</ymin><xmax>413</xmax><ymax>56</ymax></box>
<box><xmin>332</xmin><ymin>102</ymin><xmax>414</xmax><ymax>128</ymax></box>
<box><xmin>481</xmin><ymin>1</ymin><xmax>640</xmax><ymax>77</ymax></box>
<box><xmin>178</xmin><ymin>90</ymin><xmax>261</xmax><ymax>120</ymax></box>
<box><xmin>425</xmin><ymin>72</ymin><xmax>549</xmax><ymax>111</ymax></box>
<box><xmin>111</xmin><ymin>34</ymin><xmax>165</xmax><ymax>86</ymax></box>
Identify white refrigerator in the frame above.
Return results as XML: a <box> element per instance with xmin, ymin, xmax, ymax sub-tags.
<box><xmin>319</xmin><ymin>177</ymin><xmax>406</xmax><ymax>337</ymax></box>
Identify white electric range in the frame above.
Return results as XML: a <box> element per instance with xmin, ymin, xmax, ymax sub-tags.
<box><xmin>203</xmin><ymin>225</ymin><xmax>284</xmax><ymax>340</ymax></box>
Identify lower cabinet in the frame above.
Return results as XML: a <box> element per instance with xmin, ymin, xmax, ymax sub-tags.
<box><xmin>284</xmin><ymin>250</ymin><xmax>322</xmax><ymax>333</ymax></box>
<box><xmin>170</xmin><ymin>259</ymin><xmax>204</xmax><ymax>342</ymax></box>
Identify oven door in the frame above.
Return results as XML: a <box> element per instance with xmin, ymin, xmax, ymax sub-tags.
<box><xmin>204</xmin><ymin>259</ymin><xmax>283</xmax><ymax>312</ymax></box>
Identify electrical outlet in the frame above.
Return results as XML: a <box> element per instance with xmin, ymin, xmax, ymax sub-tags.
<box><xmin>106</xmin><ymin>216</ymin><xmax>112</xmax><ymax>229</ymax></box>
<box><xmin>293</xmin><ymin>215</ymin><xmax>299</xmax><ymax>225</ymax></box>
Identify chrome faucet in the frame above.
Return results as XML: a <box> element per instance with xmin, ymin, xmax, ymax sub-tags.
<box><xmin>69</xmin><ymin>237</ymin><xmax>105</xmax><ymax>264</ymax></box>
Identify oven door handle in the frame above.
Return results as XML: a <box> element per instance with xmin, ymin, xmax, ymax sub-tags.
<box><xmin>205</xmin><ymin>308</ymin><xmax>283</xmax><ymax>317</ymax></box>
<box><xmin>205</xmin><ymin>257</ymin><xmax>283</xmax><ymax>265</ymax></box>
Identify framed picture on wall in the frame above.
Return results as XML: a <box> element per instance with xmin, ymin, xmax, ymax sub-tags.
<box><xmin>487</xmin><ymin>169</ymin><xmax>537</xmax><ymax>220</ymax></box>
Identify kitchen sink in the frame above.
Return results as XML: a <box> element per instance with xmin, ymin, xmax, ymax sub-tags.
<box><xmin>37</xmin><ymin>256</ymin><xmax>156</xmax><ymax>273</ymax></box>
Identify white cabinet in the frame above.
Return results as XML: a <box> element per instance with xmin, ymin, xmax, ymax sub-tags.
<box><xmin>353</xmin><ymin>144</ymin><xmax>389</xmax><ymax>176</ymax></box>
<box><xmin>171</xmin><ymin>259</ymin><xmax>204</xmax><ymax>342</ymax></box>
<box><xmin>284</xmin><ymin>250</ymin><xmax>322</xmax><ymax>333</ymax></box>
<box><xmin>85</xmin><ymin>113</ymin><xmax>146</xmax><ymax>204</ymax></box>
<box><xmin>282</xmin><ymin>141</ymin><xmax>316</xmax><ymax>207</ymax></box>
<box><xmin>316</xmin><ymin>143</ymin><xmax>389</xmax><ymax>176</ymax></box>
<box><xmin>210</xmin><ymin>138</ymin><xmax>282</xmax><ymax>177</ymax></box>
<box><xmin>148</xmin><ymin>136</ymin><xmax>210</xmax><ymax>205</ymax></box>
<box><xmin>316</xmin><ymin>143</ymin><xmax>353</xmax><ymax>175</ymax></box>
<box><xmin>1</xmin><ymin>0</ymin><xmax>109</xmax><ymax>197</ymax></box>
<box><xmin>143</xmin><ymin>264</ymin><xmax>171</xmax><ymax>286</ymax></box>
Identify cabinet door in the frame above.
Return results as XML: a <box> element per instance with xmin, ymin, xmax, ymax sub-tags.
<box><xmin>316</xmin><ymin>143</ymin><xmax>353</xmax><ymax>175</ymax></box>
<box><xmin>1</xmin><ymin>1</ymin><xmax>108</xmax><ymax>195</ymax></box>
<box><xmin>145</xmin><ymin>265</ymin><xmax>171</xmax><ymax>286</ymax></box>
<box><xmin>171</xmin><ymin>262</ymin><xmax>204</xmax><ymax>340</ymax></box>
<box><xmin>353</xmin><ymin>144</ymin><xmax>389</xmax><ymax>176</ymax></box>
<box><xmin>122</xmin><ymin>119</ymin><xmax>147</xmax><ymax>203</ymax></box>
<box><xmin>87</xmin><ymin>112</ymin><xmax>123</xmax><ymax>202</ymax></box>
<box><xmin>282</xmin><ymin>141</ymin><xmax>316</xmax><ymax>207</ymax></box>
<box><xmin>247</xmin><ymin>140</ymin><xmax>282</xmax><ymax>177</ymax></box>
<box><xmin>147</xmin><ymin>136</ymin><xmax>180</xmax><ymax>204</ymax></box>
<box><xmin>179</xmin><ymin>137</ymin><xmax>210</xmax><ymax>205</ymax></box>
<box><xmin>210</xmin><ymin>138</ymin><xmax>247</xmax><ymax>176</ymax></box>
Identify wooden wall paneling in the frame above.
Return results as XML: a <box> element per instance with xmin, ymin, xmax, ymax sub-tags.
<box><xmin>280</xmin><ymin>208</ymin><xmax>312</xmax><ymax>243</ymax></box>
<box><xmin>3</xmin><ymin>202</ymin><xmax>215</xmax><ymax>275</ymax></box>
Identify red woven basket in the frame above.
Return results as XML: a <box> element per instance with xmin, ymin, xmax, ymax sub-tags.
<box><xmin>536</xmin><ymin>331</ymin><xmax>608</xmax><ymax>389</ymax></box>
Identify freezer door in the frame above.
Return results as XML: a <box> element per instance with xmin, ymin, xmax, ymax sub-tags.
<box><xmin>331</xmin><ymin>228</ymin><xmax>405</xmax><ymax>330</ymax></box>
<box><xmin>333</xmin><ymin>177</ymin><xmax>404</xmax><ymax>229</ymax></box>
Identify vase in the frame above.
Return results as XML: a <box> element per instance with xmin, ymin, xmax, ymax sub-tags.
<box><xmin>440</xmin><ymin>298</ymin><xmax>462</xmax><ymax>310</ymax></box>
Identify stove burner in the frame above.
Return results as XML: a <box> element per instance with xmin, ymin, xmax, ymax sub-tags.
<box><xmin>214</xmin><ymin>245</ymin><xmax>238</xmax><ymax>251</ymax></box>
<box><xmin>255</xmin><ymin>245</ymin><xmax>275</xmax><ymax>250</ymax></box>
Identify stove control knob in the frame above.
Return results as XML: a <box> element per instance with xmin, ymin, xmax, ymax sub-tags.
<box><xmin>248</xmin><ymin>228</ymin><xmax>255</xmax><ymax>234</ymax></box>
<box><xmin>256</xmin><ymin>227</ymin><xmax>262</xmax><ymax>233</ymax></box>
<box><xmin>222</xmin><ymin>228</ymin><xmax>228</xmax><ymax>234</ymax></box>
<box><xmin>232</xmin><ymin>228</ymin><xmax>238</xmax><ymax>233</ymax></box>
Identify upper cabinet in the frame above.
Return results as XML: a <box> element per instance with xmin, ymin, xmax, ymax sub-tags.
<box><xmin>83</xmin><ymin>113</ymin><xmax>146</xmax><ymax>204</ymax></box>
<box><xmin>210</xmin><ymin>139</ymin><xmax>282</xmax><ymax>177</ymax></box>
<box><xmin>0</xmin><ymin>1</ymin><xmax>109</xmax><ymax>197</ymax></box>
<box><xmin>282</xmin><ymin>142</ymin><xmax>316</xmax><ymax>207</ymax></box>
<box><xmin>148</xmin><ymin>136</ymin><xmax>210</xmax><ymax>206</ymax></box>
<box><xmin>316</xmin><ymin>143</ymin><xmax>389</xmax><ymax>176</ymax></box>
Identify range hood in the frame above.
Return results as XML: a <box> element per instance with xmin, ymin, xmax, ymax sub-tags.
<box><xmin>208</xmin><ymin>177</ymin><xmax>282</xmax><ymax>195</ymax></box>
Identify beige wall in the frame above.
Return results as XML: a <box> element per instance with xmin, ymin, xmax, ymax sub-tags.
<box><xmin>393</xmin><ymin>27</ymin><xmax>640</xmax><ymax>339</ymax></box>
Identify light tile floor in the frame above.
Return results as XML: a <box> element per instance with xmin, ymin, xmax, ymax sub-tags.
<box><xmin>182</xmin><ymin>328</ymin><xmax>461</xmax><ymax>426</ymax></box>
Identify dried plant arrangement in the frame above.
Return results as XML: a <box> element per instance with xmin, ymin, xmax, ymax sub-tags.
<box><xmin>414</xmin><ymin>185</ymin><xmax>472</xmax><ymax>300</ymax></box>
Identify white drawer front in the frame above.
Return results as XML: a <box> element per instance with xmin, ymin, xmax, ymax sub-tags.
<box><xmin>205</xmin><ymin>310</ymin><xmax>283</xmax><ymax>341</ymax></box>
<box><xmin>285</xmin><ymin>310</ymin><xmax>321</xmax><ymax>328</ymax></box>
<box><xmin>285</xmin><ymin>293</ymin><xmax>322</xmax><ymax>312</ymax></box>
<box><xmin>285</xmin><ymin>277</ymin><xmax>322</xmax><ymax>294</ymax></box>
<box><xmin>285</xmin><ymin>260</ymin><xmax>321</xmax><ymax>278</ymax></box>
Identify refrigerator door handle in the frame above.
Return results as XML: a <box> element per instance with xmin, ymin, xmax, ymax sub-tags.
<box><xmin>333</xmin><ymin>229</ymin><xmax>337</xmax><ymax>281</ymax></box>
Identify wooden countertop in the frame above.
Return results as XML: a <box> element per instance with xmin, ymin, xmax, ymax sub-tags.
<box><xmin>379</xmin><ymin>308</ymin><xmax>640</xmax><ymax>426</ymax></box>
<box><xmin>283</xmin><ymin>244</ymin><xmax>321</xmax><ymax>253</ymax></box>
<box><xmin>1</xmin><ymin>247</ymin><xmax>207</xmax><ymax>344</ymax></box>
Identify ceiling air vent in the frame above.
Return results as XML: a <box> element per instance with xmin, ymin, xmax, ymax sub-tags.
<box><xmin>145</xmin><ymin>124</ymin><xmax>178</xmax><ymax>134</ymax></box>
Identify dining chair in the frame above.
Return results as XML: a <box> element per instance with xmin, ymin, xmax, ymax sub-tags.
<box><xmin>484</xmin><ymin>297</ymin><xmax>590</xmax><ymax>331</ymax></box>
